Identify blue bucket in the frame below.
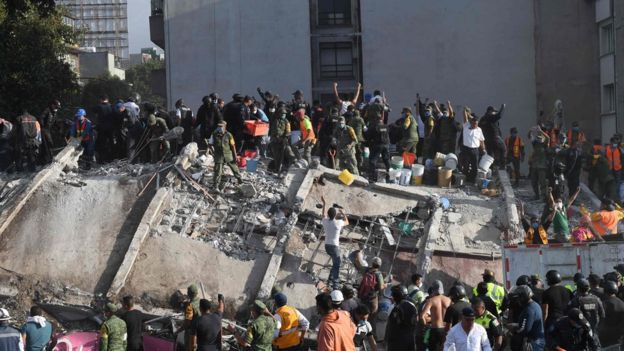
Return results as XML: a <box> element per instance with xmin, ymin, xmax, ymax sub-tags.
<box><xmin>246</xmin><ymin>158</ymin><xmax>259</xmax><ymax>172</ymax></box>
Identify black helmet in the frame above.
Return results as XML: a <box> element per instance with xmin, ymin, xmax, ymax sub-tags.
<box><xmin>546</xmin><ymin>270</ymin><xmax>562</xmax><ymax>285</ymax></box>
<box><xmin>390</xmin><ymin>285</ymin><xmax>408</xmax><ymax>301</ymax></box>
<box><xmin>576</xmin><ymin>278</ymin><xmax>590</xmax><ymax>292</ymax></box>
<box><xmin>516</xmin><ymin>275</ymin><xmax>530</xmax><ymax>286</ymax></box>
<box><xmin>341</xmin><ymin>285</ymin><xmax>355</xmax><ymax>299</ymax></box>
<box><xmin>604</xmin><ymin>271</ymin><xmax>621</xmax><ymax>283</ymax></box>
<box><xmin>604</xmin><ymin>280</ymin><xmax>619</xmax><ymax>295</ymax></box>
<box><xmin>449</xmin><ymin>285</ymin><xmax>467</xmax><ymax>300</ymax></box>
<box><xmin>573</xmin><ymin>273</ymin><xmax>585</xmax><ymax>283</ymax></box>
<box><xmin>512</xmin><ymin>285</ymin><xmax>533</xmax><ymax>305</ymax></box>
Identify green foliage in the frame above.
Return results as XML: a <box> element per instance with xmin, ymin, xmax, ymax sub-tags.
<box><xmin>125</xmin><ymin>60</ymin><xmax>165</xmax><ymax>107</ymax></box>
<box><xmin>80</xmin><ymin>74</ymin><xmax>132</xmax><ymax>113</ymax></box>
<box><xmin>0</xmin><ymin>0</ymin><xmax>78</xmax><ymax>119</ymax></box>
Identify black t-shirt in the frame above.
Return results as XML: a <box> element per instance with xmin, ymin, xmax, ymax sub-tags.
<box><xmin>600</xmin><ymin>295</ymin><xmax>624</xmax><ymax>346</ymax></box>
<box><xmin>385</xmin><ymin>300</ymin><xmax>417</xmax><ymax>349</ymax></box>
<box><xmin>444</xmin><ymin>300</ymin><xmax>471</xmax><ymax>326</ymax></box>
<box><xmin>190</xmin><ymin>312</ymin><xmax>222</xmax><ymax>351</ymax></box>
<box><xmin>121</xmin><ymin>309</ymin><xmax>145</xmax><ymax>350</ymax></box>
<box><xmin>542</xmin><ymin>285</ymin><xmax>572</xmax><ymax>324</ymax></box>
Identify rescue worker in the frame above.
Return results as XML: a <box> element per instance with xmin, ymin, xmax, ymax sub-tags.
<box><xmin>474</xmin><ymin>282</ymin><xmax>499</xmax><ymax>318</ymax></box>
<box><xmin>565</xmin><ymin>142</ymin><xmax>584</xmax><ymax>198</ymax></box>
<box><xmin>333</xmin><ymin>116</ymin><xmax>359</xmax><ymax>175</ymax></box>
<box><xmin>399</xmin><ymin>107</ymin><xmax>419</xmax><ymax>155</ymax></box>
<box><xmin>407</xmin><ymin>273</ymin><xmax>426</xmax><ymax>306</ymax></box>
<box><xmin>269</xmin><ymin>108</ymin><xmax>294</xmax><ymax>174</ymax></box>
<box><xmin>460</xmin><ymin>109</ymin><xmax>486</xmax><ymax>183</ymax></box>
<box><xmin>272</xmin><ymin>293</ymin><xmax>309</xmax><ymax>350</ymax></box>
<box><xmin>605</xmin><ymin>136</ymin><xmax>623</xmax><ymax>184</ymax></box>
<box><xmin>445</xmin><ymin>284</ymin><xmax>471</xmax><ymax>328</ymax></box>
<box><xmin>318</xmin><ymin>108</ymin><xmax>340</xmax><ymax>168</ymax></box>
<box><xmin>433</xmin><ymin>100</ymin><xmax>460</xmax><ymax>155</ymax></box>
<box><xmin>349</xmin><ymin>110</ymin><xmax>366</xmax><ymax>170</ymax></box>
<box><xmin>228</xmin><ymin>300</ymin><xmax>276</xmax><ymax>351</ymax></box>
<box><xmin>366</xmin><ymin>113</ymin><xmax>391</xmax><ymax>182</ymax></box>
<box><xmin>294</xmin><ymin>108</ymin><xmax>316</xmax><ymax>165</ymax></box>
<box><xmin>385</xmin><ymin>285</ymin><xmax>417</xmax><ymax>351</ymax></box>
<box><xmin>99</xmin><ymin>303</ymin><xmax>127</xmax><ymax>351</ymax></box>
<box><xmin>145</xmin><ymin>107</ymin><xmax>170</xmax><ymax>163</ymax></box>
<box><xmin>519</xmin><ymin>202</ymin><xmax>551</xmax><ymax>245</ymax></box>
<box><xmin>598</xmin><ymin>280</ymin><xmax>624</xmax><ymax>348</ymax></box>
<box><xmin>0</xmin><ymin>308</ymin><xmax>23</xmax><ymax>351</ymax></box>
<box><xmin>549</xmin><ymin>308</ymin><xmax>598</xmax><ymax>351</ymax></box>
<box><xmin>38</xmin><ymin>99</ymin><xmax>60</xmax><ymax>164</ymax></box>
<box><xmin>13</xmin><ymin>112</ymin><xmax>41</xmax><ymax>172</ymax></box>
<box><xmin>548</xmin><ymin>186</ymin><xmax>580</xmax><ymax>243</ymax></box>
<box><xmin>565</xmin><ymin>272</ymin><xmax>584</xmax><ymax>294</ymax></box>
<box><xmin>210</xmin><ymin>121</ymin><xmax>243</xmax><ymax>191</ymax></box>
<box><xmin>568</xmin><ymin>278</ymin><xmax>604</xmax><ymax>347</ymax></box>
<box><xmin>471</xmin><ymin>297</ymin><xmax>503</xmax><ymax>351</ymax></box>
<box><xmin>479</xmin><ymin>104</ymin><xmax>506</xmax><ymax>167</ymax></box>
<box><xmin>70</xmin><ymin>109</ymin><xmax>94</xmax><ymax>170</ymax></box>
<box><xmin>472</xmin><ymin>270</ymin><xmax>505</xmax><ymax>315</ymax></box>
<box><xmin>509</xmin><ymin>285</ymin><xmax>545</xmax><ymax>351</ymax></box>
<box><xmin>590</xmin><ymin>198</ymin><xmax>624</xmax><ymax>237</ymax></box>
<box><xmin>588</xmin><ymin>147</ymin><xmax>617</xmax><ymax>201</ymax></box>
<box><xmin>196</xmin><ymin>94</ymin><xmax>222</xmax><ymax>147</ymax></box>
<box><xmin>289</xmin><ymin>90</ymin><xmax>311</xmax><ymax>130</ymax></box>
<box><xmin>0</xmin><ymin>118</ymin><xmax>13</xmax><ymax>171</ymax></box>
<box><xmin>505</xmin><ymin>127</ymin><xmax>525</xmax><ymax>186</ymax></box>
<box><xmin>529</xmin><ymin>131</ymin><xmax>550</xmax><ymax>200</ymax></box>
<box><xmin>182</xmin><ymin>284</ymin><xmax>201</xmax><ymax>350</ymax></box>
<box><xmin>352</xmin><ymin>304</ymin><xmax>378</xmax><ymax>351</ymax></box>
<box><xmin>567</xmin><ymin>121</ymin><xmax>586</xmax><ymax>148</ymax></box>
<box><xmin>542</xmin><ymin>270</ymin><xmax>572</xmax><ymax>335</ymax></box>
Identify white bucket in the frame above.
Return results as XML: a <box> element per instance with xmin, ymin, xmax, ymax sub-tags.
<box><xmin>390</xmin><ymin>156</ymin><xmax>404</xmax><ymax>169</ymax></box>
<box><xmin>412</xmin><ymin>164</ymin><xmax>425</xmax><ymax>177</ymax></box>
<box><xmin>444</xmin><ymin>153</ymin><xmax>458</xmax><ymax>170</ymax></box>
<box><xmin>389</xmin><ymin>169</ymin><xmax>401</xmax><ymax>183</ymax></box>
<box><xmin>478</xmin><ymin>154</ymin><xmax>495</xmax><ymax>171</ymax></box>
<box><xmin>399</xmin><ymin>169</ymin><xmax>412</xmax><ymax>186</ymax></box>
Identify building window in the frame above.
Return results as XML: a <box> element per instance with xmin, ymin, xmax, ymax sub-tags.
<box><xmin>603</xmin><ymin>83</ymin><xmax>615</xmax><ymax>113</ymax></box>
<box><xmin>319</xmin><ymin>42</ymin><xmax>354</xmax><ymax>79</ymax></box>
<box><xmin>318</xmin><ymin>0</ymin><xmax>351</xmax><ymax>26</ymax></box>
<box><xmin>600</xmin><ymin>21</ymin><xmax>614</xmax><ymax>55</ymax></box>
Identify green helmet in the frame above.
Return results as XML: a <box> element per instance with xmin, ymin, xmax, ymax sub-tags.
<box><xmin>187</xmin><ymin>284</ymin><xmax>199</xmax><ymax>297</ymax></box>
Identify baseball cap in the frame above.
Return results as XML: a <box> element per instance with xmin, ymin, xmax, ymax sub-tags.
<box><xmin>253</xmin><ymin>300</ymin><xmax>267</xmax><ymax>310</ymax></box>
<box><xmin>273</xmin><ymin>293</ymin><xmax>287</xmax><ymax>307</ymax></box>
<box><xmin>372</xmin><ymin>257</ymin><xmax>382</xmax><ymax>266</ymax></box>
<box><xmin>462</xmin><ymin>307</ymin><xmax>475</xmax><ymax>318</ymax></box>
<box><xmin>330</xmin><ymin>290</ymin><xmax>344</xmax><ymax>303</ymax></box>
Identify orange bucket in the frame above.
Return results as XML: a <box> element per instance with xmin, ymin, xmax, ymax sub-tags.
<box><xmin>403</xmin><ymin>152</ymin><xmax>416</xmax><ymax>167</ymax></box>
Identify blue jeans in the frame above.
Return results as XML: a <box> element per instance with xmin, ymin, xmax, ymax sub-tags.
<box><xmin>325</xmin><ymin>244</ymin><xmax>341</xmax><ymax>288</ymax></box>
<box><xmin>530</xmin><ymin>338</ymin><xmax>545</xmax><ymax>351</ymax></box>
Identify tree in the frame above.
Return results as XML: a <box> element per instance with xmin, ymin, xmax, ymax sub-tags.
<box><xmin>125</xmin><ymin>60</ymin><xmax>166</xmax><ymax>108</ymax></box>
<box><xmin>0</xmin><ymin>0</ymin><xmax>78</xmax><ymax>119</ymax></box>
<box><xmin>80</xmin><ymin>74</ymin><xmax>132</xmax><ymax>117</ymax></box>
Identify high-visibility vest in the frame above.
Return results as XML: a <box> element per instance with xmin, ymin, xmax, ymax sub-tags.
<box><xmin>591</xmin><ymin>210</ymin><xmax>620</xmax><ymax>236</ymax></box>
<box><xmin>472</xmin><ymin>282</ymin><xmax>505</xmax><ymax>314</ymax></box>
<box><xmin>568</xmin><ymin>130</ymin><xmax>586</xmax><ymax>147</ymax></box>
<box><xmin>565</xmin><ymin>284</ymin><xmax>576</xmax><ymax>293</ymax></box>
<box><xmin>525</xmin><ymin>226</ymin><xmax>548</xmax><ymax>245</ymax></box>
<box><xmin>475</xmin><ymin>311</ymin><xmax>498</xmax><ymax>330</ymax></box>
<box><xmin>299</xmin><ymin>117</ymin><xmax>316</xmax><ymax>143</ymax></box>
<box><xmin>605</xmin><ymin>145</ymin><xmax>622</xmax><ymax>171</ymax></box>
<box><xmin>505</xmin><ymin>136</ymin><xmax>523</xmax><ymax>158</ymax></box>
<box><xmin>273</xmin><ymin>305</ymin><xmax>301</xmax><ymax>349</ymax></box>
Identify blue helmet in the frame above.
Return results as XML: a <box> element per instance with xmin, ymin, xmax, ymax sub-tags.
<box><xmin>75</xmin><ymin>108</ymin><xmax>86</xmax><ymax>118</ymax></box>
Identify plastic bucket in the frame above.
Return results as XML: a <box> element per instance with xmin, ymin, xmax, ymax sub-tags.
<box><xmin>412</xmin><ymin>164</ymin><xmax>425</xmax><ymax>177</ymax></box>
<box><xmin>391</xmin><ymin>156</ymin><xmax>404</xmax><ymax>169</ymax></box>
<box><xmin>437</xmin><ymin>167</ymin><xmax>453</xmax><ymax>187</ymax></box>
<box><xmin>444</xmin><ymin>153</ymin><xmax>458</xmax><ymax>170</ymax></box>
<box><xmin>403</xmin><ymin>152</ymin><xmax>416</xmax><ymax>167</ymax></box>
<box><xmin>338</xmin><ymin>169</ymin><xmax>355</xmax><ymax>186</ymax></box>
<box><xmin>246</xmin><ymin>158</ymin><xmax>258</xmax><ymax>172</ymax></box>
<box><xmin>399</xmin><ymin>169</ymin><xmax>412</xmax><ymax>186</ymax></box>
<box><xmin>237</xmin><ymin>156</ymin><xmax>247</xmax><ymax>168</ymax></box>
<box><xmin>479</xmin><ymin>154</ymin><xmax>495</xmax><ymax>171</ymax></box>
<box><xmin>363</xmin><ymin>147</ymin><xmax>370</xmax><ymax>159</ymax></box>
<box><xmin>389</xmin><ymin>169</ymin><xmax>401</xmax><ymax>183</ymax></box>
<box><xmin>290</xmin><ymin>130</ymin><xmax>302</xmax><ymax>145</ymax></box>
<box><xmin>423</xmin><ymin>168</ymin><xmax>438</xmax><ymax>186</ymax></box>
<box><xmin>433</xmin><ymin>152</ymin><xmax>446</xmax><ymax>167</ymax></box>
<box><xmin>411</xmin><ymin>175</ymin><xmax>423</xmax><ymax>185</ymax></box>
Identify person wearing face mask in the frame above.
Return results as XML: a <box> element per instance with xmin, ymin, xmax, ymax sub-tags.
<box><xmin>505</xmin><ymin>127</ymin><xmax>525</xmax><ymax>186</ymax></box>
<box><xmin>604</xmin><ymin>136</ymin><xmax>623</xmax><ymax>185</ymax></box>
<box><xmin>196</xmin><ymin>93</ymin><xmax>222</xmax><ymax>148</ymax></box>
<box><xmin>332</xmin><ymin>116</ymin><xmax>359</xmax><ymax>175</ymax></box>
<box><xmin>269</xmin><ymin>108</ymin><xmax>294</xmax><ymax>175</ymax></box>
<box><xmin>38</xmin><ymin>99</ymin><xmax>60</xmax><ymax>164</ymax></box>
<box><xmin>433</xmin><ymin>100</ymin><xmax>460</xmax><ymax>155</ymax></box>
<box><xmin>210</xmin><ymin>121</ymin><xmax>242</xmax><ymax>191</ymax></box>
<box><xmin>479</xmin><ymin>104</ymin><xmax>506</xmax><ymax>168</ymax></box>
<box><xmin>415</xmin><ymin>95</ymin><xmax>436</xmax><ymax>160</ymax></box>
<box><xmin>587</xmin><ymin>148</ymin><xmax>617</xmax><ymax>201</ymax></box>
<box><xmin>70</xmin><ymin>108</ymin><xmax>94</xmax><ymax>169</ymax></box>
<box><xmin>348</xmin><ymin>110</ymin><xmax>366</xmax><ymax>170</ymax></box>
<box><xmin>256</xmin><ymin>87</ymin><xmax>279</xmax><ymax>120</ymax></box>
<box><xmin>529</xmin><ymin>128</ymin><xmax>550</xmax><ymax>200</ymax></box>
<box><xmin>547</xmin><ymin>186</ymin><xmax>580</xmax><ymax>243</ymax></box>
<box><xmin>590</xmin><ymin>198</ymin><xmax>624</xmax><ymax>237</ymax></box>
<box><xmin>399</xmin><ymin>107</ymin><xmax>419</xmax><ymax>155</ymax></box>
<box><xmin>519</xmin><ymin>201</ymin><xmax>551</xmax><ymax>245</ymax></box>
<box><xmin>567</xmin><ymin>121</ymin><xmax>586</xmax><ymax>148</ymax></box>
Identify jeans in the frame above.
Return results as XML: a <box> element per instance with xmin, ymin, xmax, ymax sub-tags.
<box><xmin>530</xmin><ymin>338</ymin><xmax>545</xmax><ymax>351</ymax></box>
<box><xmin>325</xmin><ymin>244</ymin><xmax>341</xmax><ymax>288</ymax></box>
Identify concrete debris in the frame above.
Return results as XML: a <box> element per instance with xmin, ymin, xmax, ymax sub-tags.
<box><xmin>239</xmin><ymin>183</ymin><xmax>257</xmax><ymax>198</ymax></box>
<box><xmin>377</xmin><ymin>218</ymin><xmax>396</xmax><ymax>246</ymax></box>
<box><xmin>446</xmin><ymin>212</ymin><xmax>462</xmax><ymax>223</ymax></box>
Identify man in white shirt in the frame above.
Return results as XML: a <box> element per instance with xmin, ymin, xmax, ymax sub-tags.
<box><xmin>321</xmin><ymin>196</ymin><xmax>349</xmax><ymax>290</ymax></box>
<box><xmin>460</xmin><ymin>108</ymin><xmax>486</xmax><ymax>183</ymax></box>
<box><xmin>444</xmin><ymin>307</ymin><xmax>491</xmax><ymax>351</ymax></box>
<box><xmin>333</xmin><ymin>82</ymin><xmax>362</xmax><ymax>116</ymax></box>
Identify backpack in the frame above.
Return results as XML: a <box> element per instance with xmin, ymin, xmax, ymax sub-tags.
<box><xmin>358</xmin><ymin>270</ymin><xmax>379</xmax><ymax>300</ymax></box>
<box><xmin>18</xmin><ymin>115</ymin><xmax>40</xmax><ymax>148</ymax></box>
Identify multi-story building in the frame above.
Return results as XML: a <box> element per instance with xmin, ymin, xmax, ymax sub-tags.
<box><xmin>152</xmin><ymin>0</ymin><xmax>620</xmax><ymax>143</ymax></box>
<box><xmin>57</xmin><ymin>0</ymin><xmax>129</xmax><ymax>64</ymax></box>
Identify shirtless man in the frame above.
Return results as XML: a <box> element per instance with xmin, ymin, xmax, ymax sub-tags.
<box><xmin>421</xmin><ymin>280</ymin><xmax>451</xmax><ymax>351</ymax></box>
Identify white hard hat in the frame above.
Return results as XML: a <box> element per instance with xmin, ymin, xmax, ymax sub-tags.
<box><xmin>330</xmin><ymin>290</ymin><xmax>344</xmax><ymax>303</ymax></box>
<box><xmin>372</xmin><ymin>257</ymin><xmax>382</xmax><ymax>266</ymax></box>
<box><xmin>0</xmin><ymin>308</ymin><xmax>11</xmax><ymax>321</ymax></box>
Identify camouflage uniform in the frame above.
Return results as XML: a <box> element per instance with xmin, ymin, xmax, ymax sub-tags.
<box><xmin>333</xmin><ymin>124</ymin><xmax>359</xmax><ymax>175</ymax></box>
<box><xmin>100</xmin><ymin>315</ymin><xmax>127</xmax><ymax>351</ymax></box>
<box><xmin>244</xmin><ymin>315</ymin><xmax>276</xmax><ymax>351</ymax></box>
<box><xmin>211</xmin><ymin>129</ymin><xmax>242</xmax><ymax>188</ymax></box>
<box><xmin>349</xmin><ymin>113</ymin><xmax>366</xmax><ymax>169</ymax></box>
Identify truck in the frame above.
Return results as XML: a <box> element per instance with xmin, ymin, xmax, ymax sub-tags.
<box><xmin>502</xmin><ymin>241</ymin><xmax>624</xmax><ymax>290</ymax></box>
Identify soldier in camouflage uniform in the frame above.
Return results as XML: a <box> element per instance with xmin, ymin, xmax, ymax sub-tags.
<box><xmin>348</xmin><ymin>110</ymin><xmax>366</xmax><ymax>170</ymax></box>
<box><xmin>183</xmin><ymin>284</ymin><xmax>201</xmax><ymax>350</ymax></box>
<box><xmin>269</xmin><ymin>108</ymin><xmax>294</xmax><ymax>174</ymax></box>
<box><xmin>333</xmin><ymin>117</ymin><xmax>359</xmax><ymax>175</ymax></box>
<box><xmin>399</xmin><ymin>107</ymin><xmax>419</xmax><ymax>155</ymax></box>
<box><xmin>228</xmin><ymin>300</ymin><xmax>276</xmax><ymax>351</ymax></box>
<box><xmin>99</xmin><ymin>303</ymin><xmax>127</xmax><ymax>351</ymax></box>
<box><xmin>210</xmin><ymin>121</ymin><xmax>242</xmax><ymax>191</ymax></box>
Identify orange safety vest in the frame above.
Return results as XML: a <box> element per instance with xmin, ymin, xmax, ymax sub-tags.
<box><xmin>605</xmin><ymin>145</ymin><xmax>622</xmax><ymax>171</ymax></box>
<box><xmin>592</xmin><ymin>210</ymin><xmax>620</xmax><ymax>236</ymax></box>
<box><xmin>273</xmin><ymin>305</ymin><xmax>301</xmax><ymax>349</ymax></box>
<box><xmin>300</xmin><ymin>117</ymin><xmax>316</xmax><ymax>143</ymax></box>
<box><xmin>525</xmin><ymin>226</ymin><xmax>548</xmax><ymax>245</ymax></box>
<box><xmin>568</xmin><ymin>130</ymin><xmax>586</xmax><ymax>147</ymax></box>
<box><xmin>505</xmin><ymin>136</ymin><xmax>523</xmax><ymax>158</ymax></box>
